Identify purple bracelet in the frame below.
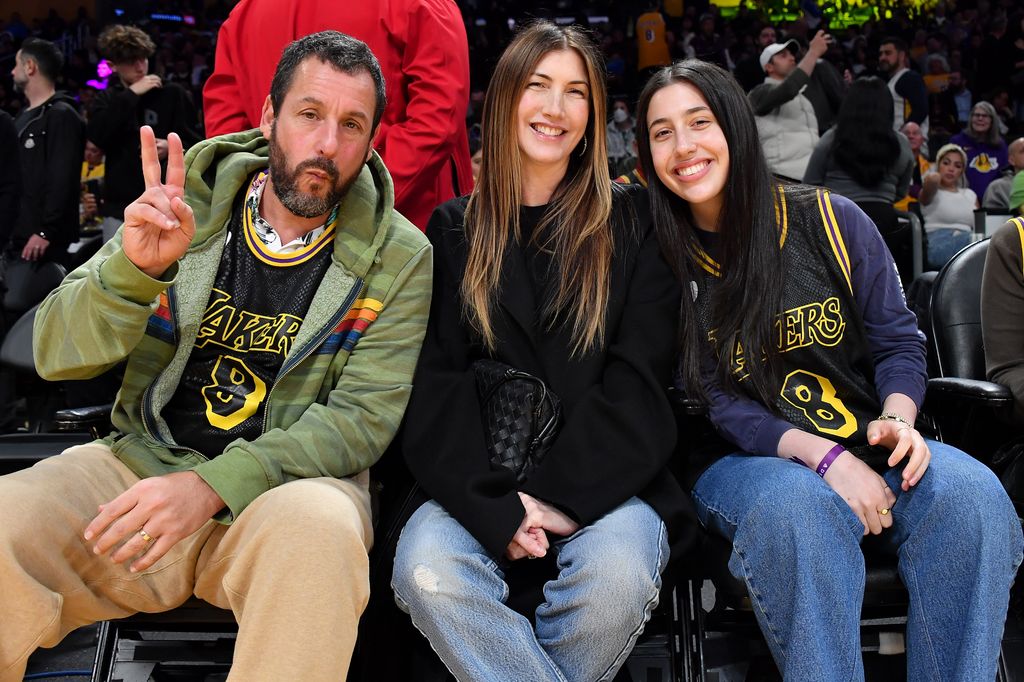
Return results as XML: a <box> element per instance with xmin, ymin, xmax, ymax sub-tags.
<box><xmin>816</xmin><ymin>444</ymin><xmax>845</xmax><ymax>477</ymax></box>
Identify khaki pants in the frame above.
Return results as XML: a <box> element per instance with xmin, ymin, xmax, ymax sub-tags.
<box><xmin>0</xmin><ymin>444</ymin><xmax>373</xmax><ymax>682</ymax></box>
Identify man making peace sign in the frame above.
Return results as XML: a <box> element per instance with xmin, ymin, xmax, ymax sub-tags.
<box><xmin>0</xmin><ymin>31</ymin><xmax>431</xmax><ymax>681</ymax></box>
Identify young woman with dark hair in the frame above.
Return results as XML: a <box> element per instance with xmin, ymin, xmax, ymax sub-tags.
<box><xmin>636</xmin><ymin>58</ymin><xmax>1022</xmax><ymax>680</ymax></box>
<box><xmin>920</xmin><ymin>142</ymin><xmax>979</xmax><ymax>268</ymax></box>
<box><xmin>392</xmin><ymin>22</ymin><xmax>693</xmax><ymax>681</ymax></box>
<box><xmin>803</xmin><ymin>77</ymin><xmax>915</xmax><ymax>283</ymax></box>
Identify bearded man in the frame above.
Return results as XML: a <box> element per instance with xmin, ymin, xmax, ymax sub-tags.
<box><xmin>0</xmin><ymin>31</ymin><xmax>431</xmax><ymax>682</ymax></box>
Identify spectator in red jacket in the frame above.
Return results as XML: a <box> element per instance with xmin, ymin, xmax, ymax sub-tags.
<box><xmin>202</xmin><ymin>0</ymin><xmax>473</xmax><ymax>230</ymax></box>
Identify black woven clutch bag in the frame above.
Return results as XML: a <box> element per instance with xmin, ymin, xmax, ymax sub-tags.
<box><xmin>473</xmin><ymin>359</ymin><xmax>562</xmax><ymax>482</ymax></box>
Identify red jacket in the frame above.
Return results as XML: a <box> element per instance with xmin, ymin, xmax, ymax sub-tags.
<box><xmin>203</xmin><ymin>0</ymin><xmax>473</xmax><ymax>230</ymax></box>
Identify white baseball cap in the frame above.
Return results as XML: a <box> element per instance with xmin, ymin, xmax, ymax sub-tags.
<box><xmin>760</xmin><ymin>39</ymin><xmax>799</xmax><ymax>71</ymax></box>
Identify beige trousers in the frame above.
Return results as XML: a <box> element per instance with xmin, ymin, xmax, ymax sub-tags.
<box><xmin>0</xmin><ymin>443</ymin><xmax>373</xmax><ymax>682</ymax></box>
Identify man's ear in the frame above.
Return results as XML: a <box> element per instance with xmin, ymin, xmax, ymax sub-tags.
<box><xmin>365</xmin><ymin>124</ymin><xmax>381</xmax><ymax>162</ymax></box>
<box><xmin>259</xmin><ymin>95</ymin><xmax>275</xmax><ymax>139</ymax></box>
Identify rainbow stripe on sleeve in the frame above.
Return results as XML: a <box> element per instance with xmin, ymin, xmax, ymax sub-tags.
<box><xmin>318</xmin><ymin>298</ymin><xmax>384</xmax><ymax>354</ymax></box>
<box><xmin>145</xmin><ymin>291</ymin><xmax>176</xmax><ymax>343</ymax></box>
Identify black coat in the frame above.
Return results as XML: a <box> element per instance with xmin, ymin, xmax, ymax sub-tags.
<box><xmin>402</xmin><ymin>185</ymin><xmax>697</xmax><ymax>561</ymax></box>
<box><xmin>10</xmin><ymin>93</ymin><xmax>84</xmax><ymax>252</ymax></box>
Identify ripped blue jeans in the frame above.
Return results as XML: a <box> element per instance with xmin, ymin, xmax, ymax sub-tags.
<box><xmin>391</xmin><ymin>497</ymin><xmax>669</xmax><ymax>682</ymax></box>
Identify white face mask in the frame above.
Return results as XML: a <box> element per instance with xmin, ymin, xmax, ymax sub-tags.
<box><xmin>613</xmin><ymin>108</ymin><xmax>629</xmax><ymax>123</ymax></box>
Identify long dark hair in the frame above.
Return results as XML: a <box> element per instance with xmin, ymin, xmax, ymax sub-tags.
<box><xmin>831</xmin><ymin>77</ymin><xmax>900</xmax><ymax>187</ymax></box>
<box><xmin>635</xmin><ymin>60</ymin><xmax>785</xmax><ymax>404</ymax></box>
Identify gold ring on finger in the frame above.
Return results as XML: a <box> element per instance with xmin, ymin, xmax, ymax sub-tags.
<box><xmin>879</xmin><ymin>508</ymin><xmax>890</xmax><ymax>516</ymax></box>
<box><xmin>139</xmin><ymin>529</ymin><xmax>155</xmax><ymax>543</ymax></box>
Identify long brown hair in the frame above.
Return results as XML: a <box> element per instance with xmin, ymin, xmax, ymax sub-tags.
<box><xmin>462</xmin><ymin>20</ymin><xmax>612</xmax><ymax>356</ymax></box>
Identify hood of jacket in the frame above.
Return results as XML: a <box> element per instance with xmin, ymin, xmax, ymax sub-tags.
<box><xmin>182</xmin><ymin>127</ymin><xmax>398</xmax><ymax>279</ymax></box>
<box><xmin>16</xmin><ymin>91</ymin><xmax>81</xmax><ymax>133</ymax></box>
<box><xmin>48</xmin><ymin>91</ymin><xmax>80</xmax><ymax>109</ymax></box>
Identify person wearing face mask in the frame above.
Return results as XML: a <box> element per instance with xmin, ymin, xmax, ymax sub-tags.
<box><xmin>606</xmin><ymin>97</ymin><xmax>637</xmax><ymax>177</ymax></box>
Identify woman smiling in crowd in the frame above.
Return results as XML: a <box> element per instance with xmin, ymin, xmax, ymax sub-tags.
<box><xmin>636</xmin><ymin>59</ymin><xmax>1022</xmax><ymax>681</ymax></box>
<box><xmin>392</xmin><ymin>22</ymin><xmax>691</xmax><ymax>681</ymax></box>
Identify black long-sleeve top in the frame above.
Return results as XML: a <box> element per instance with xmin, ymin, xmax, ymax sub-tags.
<box><xmin>401</xmin><ymin>185</ymin><xmax>696</xmax><ymax>560</ymax></box>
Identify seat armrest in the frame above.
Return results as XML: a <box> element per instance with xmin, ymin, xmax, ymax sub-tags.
<box><xmin>925</xmin><ymin>378</ymin><xmax>1014</xmax><ymax>409</ymax></box>
<box><xmin>53</xmin><ymin>404</ymin><xmax>114</xmax><ymax>432</ymax></box>
<box><xmin>667</xmin><ymin>387</ymin><xmax>709</xmax><ymax>416</ymax></box>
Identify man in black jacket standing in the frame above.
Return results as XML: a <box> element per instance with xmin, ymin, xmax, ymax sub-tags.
<box><xmin>89</xmin><ymin>25</ymin><xmax>200</xmax><ymax>242</ymax></box>
<box><xmin>7</xmin><ymin>38</ymin><xmax>84</xmax><ymax>263</ymax></box>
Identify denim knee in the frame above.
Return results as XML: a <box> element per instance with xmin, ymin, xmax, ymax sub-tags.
<box><xmin>735</xmin><ymin>475</ymin><xmax>863</xmax><ymax>556</ymax></box>
<box><xmin>391</xmin><ymin>501</ymin><xmax>505</xmax><ymax>614</ymax></box>
<box><xmin>542</xmin><ymin>500</ymin><xmax>667</xmax><ymax>633</ymax></box>
<box><xmin>901</xmin><ymin>446</ymin><xmax>1023</xmax><ymax>563</ymax></box>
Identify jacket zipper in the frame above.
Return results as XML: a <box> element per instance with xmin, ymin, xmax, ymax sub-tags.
<box><xmin>14</xmin><ymin>104</ymin><xmax>47</xmax><ymax>137</ymax></box>
<box><xmin>259</xmin><ymin>277</ymin><xmax>363</xmax><ymax>432</ymax></box>
<box><xmin>139</xmin><ymin>286</ymin><xmax>204</xmax><ymax>458</ymax></box>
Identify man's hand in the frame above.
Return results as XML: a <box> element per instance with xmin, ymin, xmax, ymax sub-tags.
<box><xmin>868</xmin><ymin>419</ymin><xmax>931</xmax><ymax>491</ymax></box>
<box><xmin>84</xmin><ymin>470</ymin><xmax>225</xmax><ymax>573</ymax></box>
<box><xmin>808</xmin><ymin>30</ymin><xmax>831</xmax><ymax>59</ymax></box>
<box><xmin>21</xmin><ymin>233</ymin><xmax>50</xmax><ymax>261</ymax></box>
<box><xmin>823</xmin><ymin>452</ymin><xmax>897</xmax><ymax>536</ymax></box>
<box><xmin>129</xmin><ymin>74</ymin><xmax>162</xmax><ymax>97</ymax></box>
<box><xmin>122</xmin><ymin>126</ymin><xmax>195</xmax><ymax>278</ymax></box>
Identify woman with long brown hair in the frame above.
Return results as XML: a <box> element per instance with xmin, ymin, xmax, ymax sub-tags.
<box><xmin>392</xmin><ymin>20</ymin><xmax>691</xmax><ymax>681</ymax></box>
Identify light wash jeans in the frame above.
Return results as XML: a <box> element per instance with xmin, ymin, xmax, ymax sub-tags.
<box><xmin>692</xmin><ymin>440</ymin><xmax>1023</xmax><ymax>682</ymax></box>
<box><xmin>392</xmin><ymin>497</ymin><xmax>669</xmax><ymax>682</ymax></box>
<box><xmin>926</xmin><ymin>227</ymin><xmax>973</xmax><ymax>270</ymax></box>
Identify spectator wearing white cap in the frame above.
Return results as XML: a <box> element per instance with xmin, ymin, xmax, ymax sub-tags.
<box><xmin>748</xmin><ymin>30</ymin><xmax>831</xmax><ymax>181</ymax></box>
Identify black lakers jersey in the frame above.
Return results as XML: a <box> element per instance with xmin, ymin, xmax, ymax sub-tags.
<box><xmin>163</xmin><ymin>175</ymin><xmax>336</xmax><ymax>457</ymax></box>
<box><xmin>694</xmin><ymin>186</ymin><xmax>882</xmax><ymax>448</ymax></box>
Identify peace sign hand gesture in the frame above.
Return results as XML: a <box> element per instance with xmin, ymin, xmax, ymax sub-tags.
<box><xmin>122</xmin><ymin>126</ymin><xmax>195</xmax><ymax>279</ymax></box>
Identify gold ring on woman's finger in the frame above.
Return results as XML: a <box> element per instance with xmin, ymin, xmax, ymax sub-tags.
<box><xmin>138</xmin><ymin>529</ymin><xmax>155</xmax><ymax>543</ymax></box>
<box><xmin>879</xmin><ymin>508</ymin><xmax>890</xmax><ymax>516</ymax></box>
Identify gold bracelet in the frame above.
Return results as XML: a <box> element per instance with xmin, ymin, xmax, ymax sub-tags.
<box><xmin>877</xmin><ymin>411</ymin><xmax>912</xmax><ymax>427</ymax></box>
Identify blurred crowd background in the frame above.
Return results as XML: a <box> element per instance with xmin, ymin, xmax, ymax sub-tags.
<box><xmin>1</xmin><ymin>0</ymin><xmax>1020</xmax><ymax>147</ymax></box>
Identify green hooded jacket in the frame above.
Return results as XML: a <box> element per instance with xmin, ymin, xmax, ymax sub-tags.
<box><xmin>33</xmin><ymin>129</ymin><xmax>432</xmax><ymax>522</ymax></box>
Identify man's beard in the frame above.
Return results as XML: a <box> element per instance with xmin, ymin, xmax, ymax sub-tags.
<box><xmin>267</xmin><ymin>129</ymin><xmax>360</xmax><ymax>219</ymax></box>
<box><xmin>11</xmin><ymin>77</ymin><xmax>25</xmax><ymax>93</ymax></box>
